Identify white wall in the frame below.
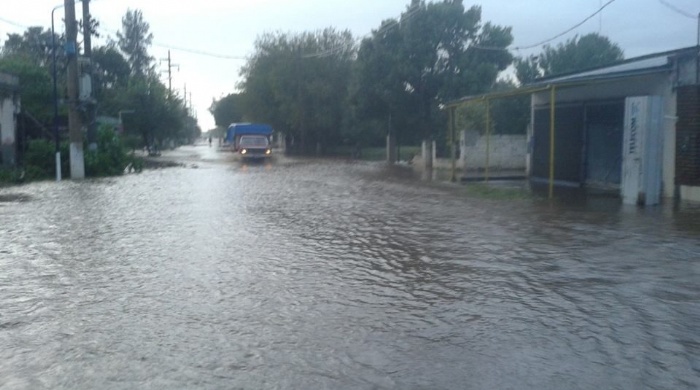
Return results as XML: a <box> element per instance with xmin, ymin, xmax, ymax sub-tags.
<box><xmin>459</xmin><ymin>131</ymin><xmax>526</xmax><ymax>170</ymax></box>
<box><xmin>417</xmin><ymin>132</ymin><xmax>527</xmax><ymax>171</ymax></box>
<box><xmin>0</xmin><ymin>72</ymin><xmax>20</xmax><ymax>166</ymax></box>
<box><xmin>0</xmin><ymin>97</ymin><xmax>17</xmax><ymax>166</ymax></box>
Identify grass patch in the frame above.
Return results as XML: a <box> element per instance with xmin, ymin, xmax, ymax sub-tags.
<box><xmin>460</xmin><ymin>182</ymin><xmax>533</xmax><ymax>200</ymax></box>
<box><xmin>326</xmin><ymin>146</ymin><xmax>421</xmax><ymax>162</ymax></box>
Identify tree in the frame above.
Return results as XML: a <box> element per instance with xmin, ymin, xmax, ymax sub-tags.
<box><xmin>93</xmin><ymin>43</ymin><xmax>131</xmax><ymax>91</ymax></box>
<box><xmin>240</xmin><ymin>28</ymin><xmax>355</xmax><ymax>153</ymax></box>
<box><xmin>117</xmin><ymin>9</ymin><xmax>154</xmax><ymax>77</ymax></box>
<box><xmin>209</xmin><ymin>93</ymin><xmax>245</xmax><ymax>127</ymax></box>
<box><xmin>114</xmin><ymin>75</ymin><xmax>188</xmax><ymax>151</ymax></box>
<box><xmin>0</xmin><ymin>27</ymin><xmax>62</xmax><ymax>125</ymax></box>
<box><xmin>1</xmin><ymin>27</ymin><xmax>60</xmax><ymax>68</ymax></box>
<box><xmin>353</xmin><ymin>0</ymin><xmax>513</xmax><ymax>146</ymax></box>
<box><xmin>516</xmin><ymin>33</ymin><xmax>624</xmax><ymax>84</ymax></box>
<box><xmin>489</xmin><ymin>80</ymin><xmax>530</xmax><ymax>135</ymax></box>
<box><xmin>0</xmin><ymin>56</ymin><xmax>53</xmax><ymax>124</ymax></box>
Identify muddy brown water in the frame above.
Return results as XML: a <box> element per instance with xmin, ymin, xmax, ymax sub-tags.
<box><xmin>1</xmin><ymin>145</ymin><xmax>699</xmax><ymax>389</ymax></box>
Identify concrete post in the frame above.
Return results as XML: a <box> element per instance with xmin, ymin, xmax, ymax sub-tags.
<box><xmin>277</xmin><ymin>132</ymin><xmax>286</xmax><ymax>152</ymax></box>
<box><xmin>65</xmin><ymin>0</ymin><xmax>85</xmax><ymax>179</ymax></box>
<box><xmin>421</xmin><ymin>139</ymin><xmax>433</xmax><ymax>171</ymax></box>
<box><xmin>386</xmin><ymin>133</ymin><xmax>397</xmax><ymax>164</ymax></box>
<box><xmin>459</xmin><ymin>130</ymin><xmax>467</xmax><ymax>170</ymax></box>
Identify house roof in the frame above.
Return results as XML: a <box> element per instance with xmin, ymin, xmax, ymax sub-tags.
<box><xmin>532</xmin><ymin>46</ymin><xmax>698</xmax><ymax>85</ymax></box>
<box><xmin>444</xmin><ymin>45</ymin><xmax>700</xmax><ymax>108</ymax></box>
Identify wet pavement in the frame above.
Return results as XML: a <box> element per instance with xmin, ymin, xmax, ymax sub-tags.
<box><xmin>1</xmin><ymin>144</ymin><xmax>699</xmax><ymax>389</ymax></box>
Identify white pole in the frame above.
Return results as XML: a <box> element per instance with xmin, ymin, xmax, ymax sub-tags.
<box><xmin>55</xmin><ymin>152</ymin><xmax>61</xmax><ymax>181</ymax></box>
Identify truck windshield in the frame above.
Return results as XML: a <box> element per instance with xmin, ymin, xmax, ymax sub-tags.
<box><xmin>239</xmin><ymin>136</ymin><xmax>268</xmax><ymax>147</ymax></box>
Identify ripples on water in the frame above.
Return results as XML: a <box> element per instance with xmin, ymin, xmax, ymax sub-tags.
<box><xmin>1</xmin><ymin>150</ymin><xmax>699</xmax><ymax>389</ymax></box>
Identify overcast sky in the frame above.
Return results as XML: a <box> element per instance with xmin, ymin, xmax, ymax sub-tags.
<box><xmin>4</xmin><ymin>0</ymin><xmax>700</xmax><ymax>131</ymax></box>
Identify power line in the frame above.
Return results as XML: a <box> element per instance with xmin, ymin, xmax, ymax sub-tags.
<box><xmin>98</xmin><ymin>25</ymin><xmax>246</xmax><ymax>60</ymax></box>
<box><xmin>468</xmin><ymin>0</ymin><xmax>618</xmax><ymax>52</ymax></box>
<box><xmin>0</xmin><ymin>16</ymin><xmax>29</xmax><ymax>30</ymax></box>
<box><xmin>302</xmin><ymin>3</ymin><xmax>422</xmax><ymax>59</ymax></box>
<box><xmin>152</xmin><ymin>42</ymin><xmax>246</xmax><ymax>60</ymax></box>
<box><xmin>657</xmin><ymin>0</ymin><xmax>697</xmax><ymax>19</ymax></box>
<box><xmin>512</xmin><ymin>0</ymin><xmax>618</xmax><ymax>50</ymax></box>
<box><xmin>306</xmin><ymin>0</ymin><xmax>619</xmax><ymax>58</ymax></box>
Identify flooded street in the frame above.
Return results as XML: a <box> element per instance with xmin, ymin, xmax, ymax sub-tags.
<box><xmin>1</xmin><ymin>145</ymin><xmax>699</xmax><ymax>389</ymax></box>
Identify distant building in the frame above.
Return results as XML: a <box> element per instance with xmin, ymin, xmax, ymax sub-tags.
<box><xmin>0</xmin><ymin>72</ymin><xmax>20</xmax><ymax>167</ymax></box>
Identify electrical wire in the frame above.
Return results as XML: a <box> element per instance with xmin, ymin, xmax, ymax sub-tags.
<box><xmin>511</xmin><ymin>0</ymin><xmax>618</xmax><ymax>50</ymax></box>
<box><xmin>151</xmin><ymin>42</ymin><xmax>246</xmax><ymax>60</ymax></box>
<box><xmin>0</xmin><ymin>16</ymin><xmax>29</xmax><ymax>30</ymax></box>
<box><xmin>469</xmin><ymin>0</ymin><xmax>618</xmax><ymax>52</ymax></box>
<box><xmin>305</xmin><ymin>0</ymin><xmax>620</xmax><ymax>57</ymax></box>
<box><xmin>97</xmin><ymin>25</ymin><xmax>246</xmax><ymax>60</ymax></box>
<box><xmin>302</xmin><ymin>3</ymin><xmax>422</xmax><ymax>59</ymax></box>
<box><xmin>657</xmin><ymin>0</ymin><xmax>697</xmax><ymax>19</ymax></box>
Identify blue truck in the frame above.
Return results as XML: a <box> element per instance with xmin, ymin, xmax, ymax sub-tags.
<box><xmin>226</xmin><ymin>123</ymin><xmax>274</xmax><ymax>159</ymax></box>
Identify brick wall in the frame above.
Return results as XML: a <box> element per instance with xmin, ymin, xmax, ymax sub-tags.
<box><xmin>676</xmin><ymin>85</ymin><xmax>700</xmax><ymax>186</ymax></box>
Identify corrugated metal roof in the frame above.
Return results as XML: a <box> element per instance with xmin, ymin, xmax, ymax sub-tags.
<box><xmin>537</xmin><ymin>56</ymin><xmax>670</xmax><ymax>84</ymax></box>
<box><xmin>443</xmin><ymin>46</ymin><xmax>699</xmax><ymax>108</ymax></box>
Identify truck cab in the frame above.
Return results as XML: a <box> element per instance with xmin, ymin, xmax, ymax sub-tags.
<box><xmin>238</xmin><ymin>135</ymin><xmax>272</xmax><ymax>159</ymax></box>
<box><xmin>226</xmin><ymin>123</ymin><xmax>274</xmax><ymax>157</ymax></box>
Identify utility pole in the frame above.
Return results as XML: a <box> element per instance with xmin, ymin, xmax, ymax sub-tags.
<box><xmin>82</xmin><ymin>0</ymin><xmax>97</xmax><ymax>151</ymax></box>
<box><xmin>161</xmin><ymin>50</ymin><xmax>178</xmax><ymax>96</ymax></box>
<box><xmin>65</xmin><ymin>0</ymin><xmax>84</xmax><ymax>179</ymax></box>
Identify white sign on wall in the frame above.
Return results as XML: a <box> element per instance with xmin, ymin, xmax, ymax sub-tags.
<box><xmin>621</xmin><ymin>96</ymin><xmax>664</xmax><ymax>206</ymax></box>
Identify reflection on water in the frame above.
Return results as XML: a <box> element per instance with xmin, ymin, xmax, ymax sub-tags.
<box><xmin>1</xmin><ymin>147</ymin><xmax>699</xmax><ymax>389</ymax></box>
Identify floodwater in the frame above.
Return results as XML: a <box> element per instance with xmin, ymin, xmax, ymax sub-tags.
<box><xmin>1</xmin><ymin>145</ymin><xmax>699</xmax><ymax>389</ymax></box>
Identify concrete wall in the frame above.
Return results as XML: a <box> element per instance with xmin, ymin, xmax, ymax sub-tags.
<box><xmin>459</xmin><ymin>130</ymin><xmax>526</xmax><ymax>170</ymax></box>
<box><xmin>0</xmin><ymin>72</ymin><xmax>20</xmax><ymax>167</ymax></box>
<box><xmin>0</xmin><ymin>97</ymin><xmax>17</xmax><ymax>166</ymax></box>
<box><xmin>414</xmin><ymin>133</ymin><xmax>526</xmax><ymax>171</ymax></box>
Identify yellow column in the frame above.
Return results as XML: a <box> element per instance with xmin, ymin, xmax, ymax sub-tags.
<box><xmin>450</xmin><ymin>107</ymin><xmax>456</xmax><ymax>182</ymax></box>
<box><xmin>485</xmin><ymin>99</ymin><xmax>491</xmax><ymax>182</ymax></box>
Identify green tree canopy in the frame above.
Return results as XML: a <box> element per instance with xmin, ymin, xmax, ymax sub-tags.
<box><xmin>93</xmin><ymin>43</ymin><xmax>131</xmax><ymax>91</ymax></box>
<box><xmin>1</xmin><ymin>27</ymin><xmax>60</xmax><ymax>68</ymax></box>
<box><xmin>209</xmin><ymin>93</ymin><xmax>245</xmax><ymax>127</ymax></box>
<box><xmin>516</xmin><ymin>33</ymin><xmax>624</xmax><ymax>84</ymax></box>
<box><xmin>240</xmin><ymin>28</ymin><xmax>355</xmax><ymax>152</ymax></box>
<box><xmin>113</xmin><ymin>75</ymin><xmax>187</xmax><ymax>150</ymax></box>
<box><xmin>353</xmin><ymin>0</ymin><xmax>513</xmax><ymax>144</ymax></box>
<box><xmin>0</xmin><ymin>56</ymin><xmax>53</xmax><ymax>124</ymax></box>
<box><xmin>117</xmin><ymin>9</ymin><xmax>154</xmax><ymax>77</ymax></box>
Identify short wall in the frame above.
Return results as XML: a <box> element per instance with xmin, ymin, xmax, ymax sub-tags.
<box><xmin>680</xmin><ymin>186</ymin><xmax>700</xmax><ymax>203</ymax></box>
<box><xmin>1</xmin><ymin>97</ymin><xmax>17</xmax><ymax>166</ymax></box>
<box><xmin>413</xmin><ymin>133</ymin><xmax>527</xmax><ymax>171</ymax></box>
<box><xmin>459</xmin><ymin>132</ymin><xmax>527</xmax><ymax>170</ymax></box>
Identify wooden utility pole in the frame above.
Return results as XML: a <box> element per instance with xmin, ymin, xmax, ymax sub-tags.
<box><xmin>65</xmin><ymin>0</ymin><xmax>84</xmax><ymax>178</ymax></box>
<box><xmin>161</xmin><ymin>50</ymin><xmax>178</xmax><ymax>97</ymax></box>
<box><xmin>82</xmin><ymin>0</ymin><xmax>97</xmax><ymax>151</ymax></box>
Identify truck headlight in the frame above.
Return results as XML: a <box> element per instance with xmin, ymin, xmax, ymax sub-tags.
<box><xmin>266</xmin><ymin>149</ymin><xmax>271</xmax><ymax>155</ymax></box>
<box><xmin>241</xmin><ymin>149</ymin><xmax>247</xmax><ymax>154</ymax></box>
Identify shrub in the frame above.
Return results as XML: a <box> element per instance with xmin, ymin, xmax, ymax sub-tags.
<box><xmin>0</xmin><ymin>167</ymin><xmax>24</xmax><ymax>184</ymax></box>
<box><xmin>23</xmin><ymin>139</ymin><xmax>68</xmax><ymax>180</ymax></box>
<box><xmin>85</xmin><ymin>126</ymin><xmax>133</xmax><ymax>177</ymax></box>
